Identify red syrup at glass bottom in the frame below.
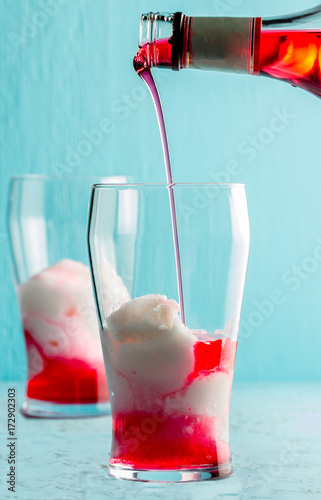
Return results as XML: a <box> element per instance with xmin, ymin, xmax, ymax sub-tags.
<box><xmin>24</xmin><ymin>329</ymin><xmax>109</xmax><ymax>404</ymax></box>
<box><xmin>109</xmin><ymin>334</ymin><xmax>237</xmax><ymax>470</ymax></box>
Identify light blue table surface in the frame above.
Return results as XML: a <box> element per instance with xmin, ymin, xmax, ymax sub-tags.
<box><xmin>0</xmin><ymin>383</ymin><xmax>320</xmax><ymax>500</ymax></box>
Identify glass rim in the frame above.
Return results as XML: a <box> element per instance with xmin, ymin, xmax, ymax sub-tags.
<box><xmin>92</xmin><ymin>182</ymin><xmax>246</xmax><ymax>189</ymax></box>
<box><xmin>10</xmin><ymin>174</ymin><xmax>128</xmax><ymax>181</ymax></box>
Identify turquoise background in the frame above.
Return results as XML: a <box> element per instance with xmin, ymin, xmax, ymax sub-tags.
<box><xmin>1</xmin><ymin>0</ymin><xmax>321</xmax><ymax>382</ymax></box>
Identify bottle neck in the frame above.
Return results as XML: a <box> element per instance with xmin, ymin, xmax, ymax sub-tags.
<box><xmin>137</xmin><ymin>12</ymin><xmax>262</xmax><ymax>75</ymax></box>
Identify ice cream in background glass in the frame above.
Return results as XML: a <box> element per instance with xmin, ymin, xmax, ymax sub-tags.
<box><xmin>88</xmin><ymin>183</ymin><xmax>250</xmax><ymax>482</ymax></box>
<box><xmin>8</xmin><ymin>175</ymin><xmax>126</xmax><ymax>417</ymax></box>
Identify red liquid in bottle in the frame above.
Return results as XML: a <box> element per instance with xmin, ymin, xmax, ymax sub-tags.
<box><xmin>259</xmin><ymin>30</ymin><xmax>321</xmax><ymax>98</ymax></box>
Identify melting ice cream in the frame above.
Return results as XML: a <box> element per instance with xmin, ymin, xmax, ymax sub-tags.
<box><xmin>103</xmin><ymin>293</ymin><xmax>237</xmax><ymax>470</ymax></box>
<box><xmin>18</xmin><ymin>259</ymin><xmax>127</xmax><ymax>404</ymax></box>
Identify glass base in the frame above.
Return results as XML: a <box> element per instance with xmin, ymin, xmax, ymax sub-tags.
<box><xmin>21</xmin><ymin>397</ymin><xmax>110</xmax><ymax>418</ymax></box>
<box><xmin>108</xmin><ymin>463</ymin><xmax>233</xmax><ymax>483</ymax></box>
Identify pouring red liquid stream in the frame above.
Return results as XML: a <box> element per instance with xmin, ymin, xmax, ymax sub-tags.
<box><xmin>134</xmin><ymin>57</ymin><xmax>185</xmax><ymax>324</ymax></box>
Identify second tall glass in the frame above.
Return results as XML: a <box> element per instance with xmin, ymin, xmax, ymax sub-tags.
<box><xmin>8</xmin><ymin>175</ymin><xmax>126</xmax><ymax>418</ymax></box>
<box><xmin>88</xmin><ymin>183</ymin><xmax>250</xmax><ymax>482</ymax></box>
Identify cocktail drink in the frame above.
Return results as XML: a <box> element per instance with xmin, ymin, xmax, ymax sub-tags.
<box><xmin>103</xmin><ymin>295</ymin><xmax>236</xmax><ymax>475</ymax></box>
<box><xmin>88</xmin><ymin>183</ymin><xmax>250</xmax><ymax>481</ymax></box>
<box><xmin>8</xmin><ymin>175</ymin><xmax>126</xmax><ymax>417</ymax></box>
<box><xmin>19</xmin><ymin>259</ymin><xmax>109</xmax><ymax>405</ymax></box>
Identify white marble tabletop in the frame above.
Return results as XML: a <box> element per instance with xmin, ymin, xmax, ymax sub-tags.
<box><xmin>0</xmin><ymin>383</ymin><xmax>320</xmax><ymax>500</ymax></box>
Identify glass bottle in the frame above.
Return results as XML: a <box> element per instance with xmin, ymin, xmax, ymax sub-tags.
<box><xmin>134</xmin><ymin>6</ymin><xmax>321</xmax><ymax>98</ymax></box>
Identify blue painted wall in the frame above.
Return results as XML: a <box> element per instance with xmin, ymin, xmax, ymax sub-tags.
<box><xmin>1</xmin><ymin>0</ymin><xmax>321</xmax><ymax>382</ymax></box>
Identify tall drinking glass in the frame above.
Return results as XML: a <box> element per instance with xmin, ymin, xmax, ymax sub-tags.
<box><xmin>8</xmin><ymin>175</ymin><xmax>126</xmax><ymax>418</ymax></box>
<box><xmin>88</xmin><ymin>183</ymin><xmax>250</xmax><ymax>481</ymax></box>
